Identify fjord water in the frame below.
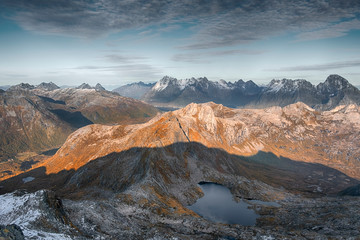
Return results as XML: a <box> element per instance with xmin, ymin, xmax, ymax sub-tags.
<box><xmin>187</xmin><ymin>183</ymin><xmax>258</xmax><ymax>225</ymax></box>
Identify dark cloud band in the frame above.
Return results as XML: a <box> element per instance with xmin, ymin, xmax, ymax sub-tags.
<box><xmin>2</xmin><ymin>0</ymin><xmax>360</xmax><ymax>48</ymax></box>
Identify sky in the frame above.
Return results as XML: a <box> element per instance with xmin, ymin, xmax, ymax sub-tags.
<box><xmin>0</xmin><ymin>0</ymin><xmax>360</xmax><ymax>89</ymax></box>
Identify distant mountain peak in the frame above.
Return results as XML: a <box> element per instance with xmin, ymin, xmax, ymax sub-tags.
<box><xmin>112</xmin><ymin>81</ymin><xmax>156</xmax><ymax>99</ymax></box>
<box><xmin>8</xmin><ymin>83</ymin><xmax>35</xmax><ymax>91</ymax></box>
<box><xmin>76</xmin><ymin>83</ymin><xmax>92</xmax><ymax>89</ymax></box>
<box><xmin>95</xmin><ymin>83</ymin><xmax>105</xmax><ymax>91</ymax></box>
<box><xmin>323</xmin><ymin>74</ymin><xmax>350</xmax><ymax>89</ymax></box>
<box><xmin>36</xmin><ymin>82</ymin><xmax>60</xmax><ymax>91</ymax></box>
<box><xmin>266</xmin><ymin>78</ymin><xmax>314</xmax><ymax>93</ymax></box>
<box><xmin>153</xmin><ymin>76</ymin><xmax>178</xmax><ymax>91</ymax></box>
<box><xmin>316</xmin><ymin>74</ymin><xmax>353</xmax><ymax>95</ymax></box>
<box><xmin>127</xmin><ymin>81</ymin><xmax>155</xmax><ymax>87</ymax></box>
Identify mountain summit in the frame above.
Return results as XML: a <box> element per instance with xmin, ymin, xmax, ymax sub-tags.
<box><xmin>113</xmin><ymin>81</ymin><xmax>155</xmax><ymax>99</ymax></box>
<box><xmin>36</xmin><ymin>82</ymin><xmax>59</xmax><ymax>91</ymax></box>
<box><xmin>94</xmin><ymin>83</ymin><xmax>105</xmax><ymax>91</ymax></box>
<box><xmin>76</xmin><ymin>83</ymin><xmax>92</xmax><ymax>89</ymax></box>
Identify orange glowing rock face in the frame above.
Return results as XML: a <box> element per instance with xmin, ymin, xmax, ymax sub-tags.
<box><xmin>37</xmin><ymin>102</ymin><xmax>360</xmax><ymax>180</ymax></box>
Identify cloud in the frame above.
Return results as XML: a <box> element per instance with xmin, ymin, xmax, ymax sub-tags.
<box><xmin>2</xmin><ymin>0</ymin><xmax>360</xmax><ymax>48</ymax></box>
<box><xmin>71</xmin><ymin>63</ymin><xmax>163</xmax><ymax>80</ymax></box>
<box><xmin>296</xmin><ymin>19</ymin><xmax>360</xmax><ymax>41</ymax></box>
<box><xmin>181</xmin><ymin>1</ymin><xmax>360</xmax><ymax>49</ymax></box>
<box><xmin>268</xmin><ymin>60</ymin><xmax>360</xmax><ymax>71</ymax></box>
<box><xmin>172</xmin><ymin>49</ymin><xmax>265</xmax><ymax>63</ymax></box>
<box><xmin>104</xmin><ymin>54</ymin><xmax>147</xmax><ymax>64</ymax></box>
<box><xmin>3</xmin><ymin>73</ymin><xmax>28</xmax><ymax>78</ymax></box>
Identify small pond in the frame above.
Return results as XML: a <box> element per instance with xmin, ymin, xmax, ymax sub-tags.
<box><xmin>187</xmin><ymin>182</ymin><xmax>276</xmax><ymax>225</ymax></box>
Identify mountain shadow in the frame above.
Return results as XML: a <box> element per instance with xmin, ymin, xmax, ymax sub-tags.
<box><xmin>37</xmin><ymin>95</ymin><xmax>65</xmax><ymax>105</ymax></box>
<box><xmin>49</xmin><ymin>109</ymin><xmax>93</xmax><ymax>128</ymax></box>
<box><xmin>0</xmin><ymin>142</ymin><xmax>358</xmax><ymax>200</ymax></box>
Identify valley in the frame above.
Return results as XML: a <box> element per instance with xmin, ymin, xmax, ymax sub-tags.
<box><xmin>1</xmin><ymin>95</ymin><xmax>360</xmax><ymax>239</ymax></box>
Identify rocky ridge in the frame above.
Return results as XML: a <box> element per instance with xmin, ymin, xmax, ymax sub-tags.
<box><xmin>139</xmin><ymin>74</ymin><xmax>360</xmax><ymax>110</ymax></box>
<box><xmin>38</xmin><ymin>101</ymin><xmax>360</xmax><ymax>180</ymax></box>
<box><xmin>143</xmin><ymin>76</ymin><xmax>261</xmax><ymax>108</ymax></box>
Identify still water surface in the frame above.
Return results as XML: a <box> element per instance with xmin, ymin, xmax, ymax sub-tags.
<box><xmin>187</xmin><ymin>183</ymin><xmax>259</xmax><ymax>225</ymax></box>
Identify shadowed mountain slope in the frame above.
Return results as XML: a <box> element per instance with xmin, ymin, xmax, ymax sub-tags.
<box><xmin>1</xmin><ymin>143</ymin><xmax>357</xmax><ymax>199</ymax></box>
<box><xmin>0</xmin><ymin>84</ymin><xmax>159</xmax><ymax>179</ymax></box>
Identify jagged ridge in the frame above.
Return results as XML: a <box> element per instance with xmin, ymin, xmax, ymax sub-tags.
<box><xmin>139</xmin><ymin>74</ymin><xmax>360</xmax><ymax>110</ymax></box>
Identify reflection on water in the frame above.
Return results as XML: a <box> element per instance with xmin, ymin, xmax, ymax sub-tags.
<box><xmin>187</xmin><ymin>183</ymin><xmax>258</xmax><ymax>225</ymax></box>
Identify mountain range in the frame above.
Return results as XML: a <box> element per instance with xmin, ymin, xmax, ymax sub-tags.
<box><xmin>0</xmin><ymin>82</ymin><xmax>159</xmax><ymax>179</ymax></box>
<box><xmin>116</xmin><ymin>74</ymin><xmax>360</xmax><ymax>110</ymax></box>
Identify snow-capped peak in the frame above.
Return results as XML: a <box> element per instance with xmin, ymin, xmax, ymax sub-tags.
<box><xmin>153</xmin><ymin>76</ymin><xmax>177</xmax><ymax>91</ymax></box>
<box><xmin>217</xmin><ymin>79</ymin><xmax>232</xmax><ymax>89</ymax></box>
<box><xmin>267</xmin><ymin>79</ymin><xmax>286</xmax><ymax>93</ymax></box>
<box><xmin>153</xmin><ymin>76</ymin><xmax>209</xmax><ymax>91</ymax></box>
<box><xmin>266</xmin><ymin>79</ymin><xmax>312</xmax><ymax>93</ymax></box>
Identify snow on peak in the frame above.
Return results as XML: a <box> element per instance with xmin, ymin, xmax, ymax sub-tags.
<box><xmin>153</xmin><ymin>76</ymin><xmax>177</xmax><ymax>91</ymax></box>
<box><xmin>178</xmin><ymin>77</ymin><xmax>196</xmax><ymax>90</ymax></box>
<box><xmin>217</xmin><ymin>79</ymin><xmax>232</xmax><ymax>89</ymax></box>
<box><xmin>267</xmin><ymin>79</ymin><xmax>311</xmax><ymax>93</ymax></box>
<box><xmin>267</xmin><ymin>79</ymin><xmax>285</xmax><ymax>92</ymax></box>
<box><xmin>152</xmin><ymin>76</ymin><xmax>260</xmax><ymax>92</ymax></box>
<box><xmin>153</xmin><ymin>76</ymin><xmax>204</xmax><ymax>91</ymax></box>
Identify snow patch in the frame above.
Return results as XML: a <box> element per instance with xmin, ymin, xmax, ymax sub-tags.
<box><xmin>216</xmin><ymin>79</ymin><xmax>232</xmax><ymax>89</ymax></box>
<box><xmin>153</xmin><ymin>76</ymin><xmax>177</xmax><ymax>91</ymax></box>
<box><xmin>261</xmin><ymin>236</ymin><xmax>275</xmax><ymax>240</ymax></box>
<box><xmin>0</xmin><ymin>190</ymin><xmax>72</xmax><ymax>240</ymax></box>
<box><xmin>267</xmin><ymin>80</ymin><xmax>285</xmax><ymax>92</ymax></box>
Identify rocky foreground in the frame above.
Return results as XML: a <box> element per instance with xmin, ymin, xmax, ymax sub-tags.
<box><xmin>0</xmin><ymin>189</ymin><xmax>360</xmax><ymax>239</ymax></box>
